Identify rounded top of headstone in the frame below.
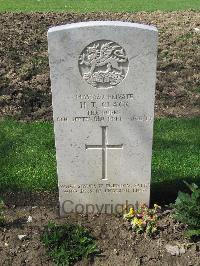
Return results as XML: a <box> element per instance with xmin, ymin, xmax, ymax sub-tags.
<box><xmin>48</xmin><ymin>21</ymin><xmax>158</xmax><ymax>34</ymax></box>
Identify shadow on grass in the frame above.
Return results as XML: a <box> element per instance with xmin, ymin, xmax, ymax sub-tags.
<box><xmin>151</xmin><ymin>118</ymin><xmax>200</xmax><ymax>205</ymax></box>
<box><xmin>151</xmin><ymin>176</ymin><xmax>200</xmax><ymax>206</ymax></box>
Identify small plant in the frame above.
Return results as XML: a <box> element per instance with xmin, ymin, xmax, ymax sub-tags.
<box><xmin>124</xmin><ymin>203</ymin><xmax>161</xmax><ymax>236</ymax></box>
<box><xmin>0</xmin><ymin>198</ymin><xmax>6</xmax><ymax>226</ymax></box>
<box><xmin>41</xmin><ymin>222</ymin><xmax>100</xmax><ymax>265</ymax></box>
<box><xmin>170</xmin><ymin>182</ymin><xmax>200</xmax><ymax>240</ymax></box>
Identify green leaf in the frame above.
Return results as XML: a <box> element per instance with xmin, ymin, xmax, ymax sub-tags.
<box><xmin>172</xmin><ymin>182</ymin><xmax>200</xmax><ymax>239</ymax></box>
<box><xmin>40</xmin><ymin>223</ymin><xmax>100</xmax><ymax>265</ymax></box>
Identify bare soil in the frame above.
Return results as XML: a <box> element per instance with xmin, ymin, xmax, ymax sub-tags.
<box><xmin>0</xmin><ymin>205</ymin><xmax>199</xmax><ymax>266</ymax></box>
<box><xmin>0</xmin><ymin>11</ymin><xmax>200</xmax><ymax>120</ymax></box>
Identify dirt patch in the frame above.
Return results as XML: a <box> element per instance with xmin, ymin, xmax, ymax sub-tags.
<box><xmin>0</xmin><ymin>205</ymin><xmax>199</xmax><ymax>265</ymax></box>
<box><xmin>0</xmin><ymin>11</ymin><xmax>199</xmax><ymax>120</ymax></box>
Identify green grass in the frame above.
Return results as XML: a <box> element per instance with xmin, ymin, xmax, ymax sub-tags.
<box><xmin>0</xmin><ymin>118</ymin><xmax>200</xmax><ymax>203</ymax></box>
<box><xmin>0</xmin><ymin>120</ymin><xmax>57</xmax><ymax>192</ymax></box>
<box><xmin>152</xmin><ymin>118</ymin><xmax>200</xmax><ymax>203</ymax></box>
<box><xmin>0</xmin><ymin>0</ymin><xmax>199</xmax><ymax>13</ymax></box>
<box><xmin>41</xmin><ymin>222</ymin><xmax>100</xmax><ymax>265</ymax></box>
<box><xmin>152</xmin><ymin>118</ymin><xmax>200</xmax><ymax>183</ymax></box>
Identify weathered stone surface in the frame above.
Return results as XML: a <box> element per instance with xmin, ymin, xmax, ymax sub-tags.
<box><xmin>48</xmin><ymin>21</ymin><xmax>158</xmax><ymax>215</ymax></box>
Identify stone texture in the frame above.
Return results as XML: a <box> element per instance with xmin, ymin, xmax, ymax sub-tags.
<box><xmin>48</xmin><ymin>21</ymin><xmax>158</xmax><ymax>215</ymax></box>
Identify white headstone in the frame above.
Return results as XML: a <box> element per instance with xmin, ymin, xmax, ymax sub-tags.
<box><xmin>48</xmin><ymin>21</ymin><xmax>158</xmax><ymax>215</ymax></box>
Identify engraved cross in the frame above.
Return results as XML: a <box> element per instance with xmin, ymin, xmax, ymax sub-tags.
<box><xmin>85</xmin><ymin>126</ymin><xmax>123</xmax><ymax>180</ymax></box>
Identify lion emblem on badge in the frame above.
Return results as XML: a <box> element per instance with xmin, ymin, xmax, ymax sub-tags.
<box><xmin>78</xmin><ymin>40</ymin><xmax>129</xmax><ymax>89</ymax></box>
